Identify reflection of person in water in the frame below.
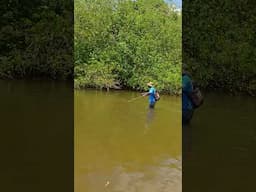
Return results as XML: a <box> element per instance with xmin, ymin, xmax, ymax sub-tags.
<box><xmin>144</xmin><ymin>108</ymin><xmax>155</xmax><ymax>133</ymax></box>
<box><xmin>182</xmin><ymin>64</ymin><xmax>194</xmax><ymax>160</ymax></box>
<box><xmin>183</xmin><ymin>123</ymin><xmax>193</xmax><ymax>160</ymax></box>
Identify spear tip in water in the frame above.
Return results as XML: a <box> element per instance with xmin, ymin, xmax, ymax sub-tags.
<box><xmin>105</xmin><ymin>181</ymin><xmax>110</xmax><ymax>187</ymax></box>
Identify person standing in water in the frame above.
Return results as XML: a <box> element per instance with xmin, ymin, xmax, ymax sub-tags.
<box><xmin>142</xmin><ymin>82</ymin><xmax>156</xmax><ymax>108</ymax></box>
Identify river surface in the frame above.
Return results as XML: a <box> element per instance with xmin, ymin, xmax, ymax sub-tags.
<box><xmin>75</xmin><ymin>90</ymin><xmax>181</xmax><ymax>192</ymax></box>
<box><xmin>183</xmin><ymin>92</ymin><xmax>256</xmax><ymax>192</ymax></box>
<box><xmin>0</xmin><ymin>80</ymin><xmax>73</xmax><ymax>192</ymax></box>
<box><xmin>1</xmin><ymin>81</ymin><xmax>254</xmax><ymax>192</ymax></box>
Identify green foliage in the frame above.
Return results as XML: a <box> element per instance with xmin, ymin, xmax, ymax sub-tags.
<box><xmin>0</xmin><ymin>0</ymin><xmax>73</xmax><ymax>79</ymax></box>
<box><xmin>75</xmin><ymin>0</ymin><xmax>181</xmax><ymax>93</ymax></box>
<box><xmin>75</xmin><ymin>58</ymin><xmax>117</xmax><ymax>89</ymax></box>
<box><xmin>183</xmin><ymin>0</ymin><xmax>256</xmax><ymax>95</ymax></box>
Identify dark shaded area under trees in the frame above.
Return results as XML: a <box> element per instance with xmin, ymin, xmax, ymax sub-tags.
<box><xmin>183</xmin><ymin>0</ymin><xmax>256</xmax><ymax>96</ymax></box>
<box><xmin>0</xmin><ymin>0</ymin><xmax>73</xmax><ymax>79</ymax></box>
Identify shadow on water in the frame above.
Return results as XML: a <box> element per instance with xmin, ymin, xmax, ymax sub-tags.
<box><xmin>183</xmin><ymin>92</ymin><xmax>256</xmax><ymax>192</ymax></box>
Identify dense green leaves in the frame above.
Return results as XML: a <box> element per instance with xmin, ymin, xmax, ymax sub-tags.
<box><xmin>0</xmin><ymin>0</ymin><xmax>73</xmax><ymax>79</ymax></box>
<box><xmin>183</xmin><ymin>0</ymin><xmax>256</xmax><ymax>95</ymax></box>
<box><xmin>75</xmin><ymin>0</ymin><xmax>181</xmax><ymax>93</ymax></box>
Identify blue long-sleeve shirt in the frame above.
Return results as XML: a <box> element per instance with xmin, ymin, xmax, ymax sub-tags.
<box><xmin>182</xmin><ymin>74</ymin><xmax>193</xmax><ymax>110</ymax></box>
<box><xmin>149</xmin><ymin>87</ymin><xmax>156</xmax><ymax>104</ymax></box>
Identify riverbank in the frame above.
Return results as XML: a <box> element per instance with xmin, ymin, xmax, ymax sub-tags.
<box><xmin>74</xmin><ymin>83</ymin><xmax>256</xmax><ymax>97</ymax></box>
<box><xmin>74</xmin><ymin>85</ymin><xmax>182</xmax><ymax>96</ymax></box>
<box><xmin>202</xmin><ymin>86</ymin><xmax>256</xmax><ymax>97</ymax></box>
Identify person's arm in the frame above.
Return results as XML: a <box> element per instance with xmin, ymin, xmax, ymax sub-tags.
<box><xmin>141</xmin><ymin>92</ymin><xmax>150</xmax><ymax>96</ymax></box>
<box><xmin>142</xmin><ymin>87</ymin><xmax>155</xmax><ymax>96</ymax></box>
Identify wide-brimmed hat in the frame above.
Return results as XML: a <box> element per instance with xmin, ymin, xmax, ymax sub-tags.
<box><xmin>147</xmin><ymin>82</ymin><xmax>154</xmax><ymax>87</ymax></box>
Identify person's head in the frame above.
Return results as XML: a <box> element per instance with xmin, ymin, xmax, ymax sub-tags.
<box><xmin>182</xmin><ymin>63</ymin><xmax>190</xmax><ymax>75</ymax></box>
<box><xmin>147</xmin><ymin>82</ymin><xmax>154</xmax><ymax>88</ymax></box>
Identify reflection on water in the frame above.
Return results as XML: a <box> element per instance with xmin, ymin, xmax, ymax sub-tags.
<box><xmin>144</xmin><ymin>108</ymin><xmax>155</xmax><ymax>134</ymax></box>
<box><xmin>75</xmin><ymin>90</ymin><xmax>181</xmax><ymax>192</ymax></box>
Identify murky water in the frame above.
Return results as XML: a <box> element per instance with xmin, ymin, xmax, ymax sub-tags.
<box><xmin>2</xmin><ymin>81</ymin><xmax>253</xmax><ymax>192</ymax></box>
<box><xmin>75</xmin><ymin>90</ymin><xmax>181</xmax><ymax>192</ymax></box>
<box><xmin>0</xmin><ymin>80</ymin><xmax>73</xmax><ymax>192</ymax></box>
<box><xmin>183</xmin><ymin>92</ymin><xmax>256</xmax><ymax>192</ymax></box>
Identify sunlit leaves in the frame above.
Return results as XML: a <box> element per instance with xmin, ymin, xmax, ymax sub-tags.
<box><xmin>75</xmin><ymin>0</ymin><xmax>181</xmax><ymax>92</ymax></box>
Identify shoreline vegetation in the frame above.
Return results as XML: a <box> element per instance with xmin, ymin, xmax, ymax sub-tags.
<box><xmin>77</xmin><ymin>85</ymin><xmax>181</xmax><ymax>96</ymax></box>
<box><xmin>0</xmin><ymin>1</ymin><xmax>73</xmax><ymax>80</ymax></box>
<box><xmin>74</xmin><ymin>0</ymin><xmax>182</xmax><ymax>95</ymax></box>
<box><xmin>183</xmin><ymin>1</ymin><xmax>256</xmax><ymax>96</ymax></box>
<box><xmin>1</xmin><ymin>1</ymin><xmax>255</xmax><ymax>96</ymax></box>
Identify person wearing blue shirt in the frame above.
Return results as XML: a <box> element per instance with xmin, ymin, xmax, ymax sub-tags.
<box><xmin>142</xmin><ymin>82</ymin><xmax>156</xmax><ymax>108</ymax></box>
<box><xmin>182</xmin><ymin>68</ymin><xmax>194</xmax><ymax>125</ymax></box>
